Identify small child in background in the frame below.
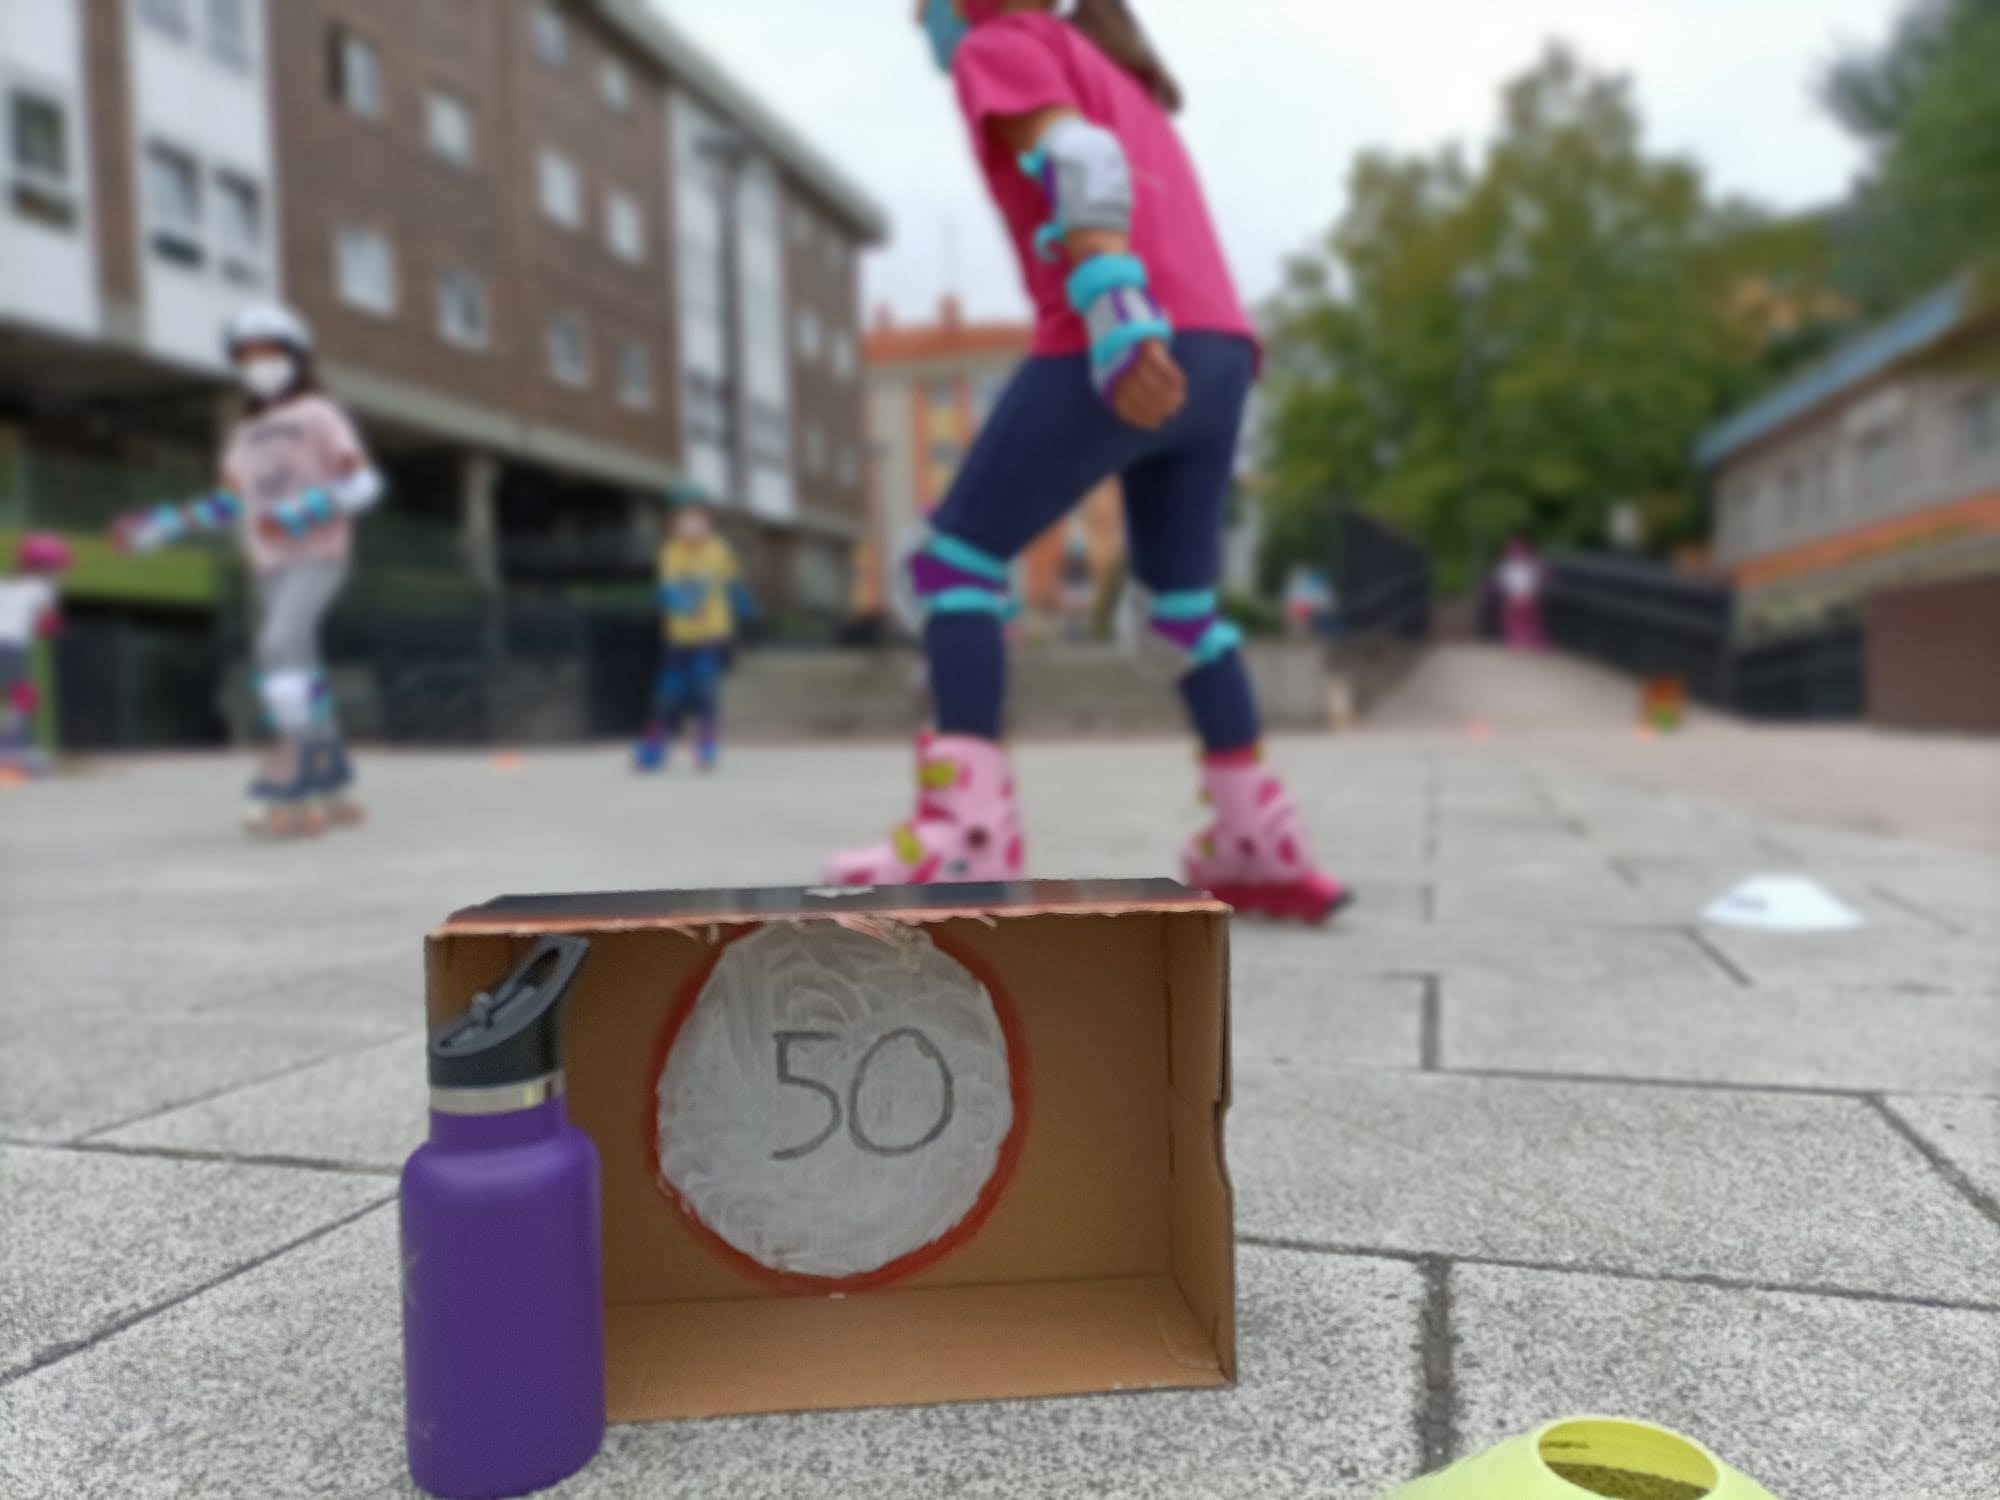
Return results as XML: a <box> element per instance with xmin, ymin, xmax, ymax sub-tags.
<box><xmin>633</xmin><ymin>492</ymin><xmax>753</xmax><ymax>773</ymax></box>
<box><xmin>0</xmin><ymin>533</ymin><xmax>72</xmax><ymax>776</ymax></box>
<box><xmin>1495</xmin><ymin>537</ymin><xmax>1546</xmax><ymax>650</ymax></box>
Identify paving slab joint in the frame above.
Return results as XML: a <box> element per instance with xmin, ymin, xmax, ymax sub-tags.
<box><xmin>1866</xmin><ymin>1094</ymin><xmax>2000</xmax><ymax>1231</ymax></box>
<box><xmin>1415</xmin><ymin>1254</ymin><xmax>1459</xmax><ymax>1470</ymax></box>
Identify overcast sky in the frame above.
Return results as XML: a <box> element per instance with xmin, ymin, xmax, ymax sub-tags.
<box><xmin>655</xmin><ymin>0</ymin><xmax>1904</xmax><ymax>327</ymax></box>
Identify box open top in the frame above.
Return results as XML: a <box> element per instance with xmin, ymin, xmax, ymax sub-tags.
<box><xmin>427</xmin><ymin>879</ymin><xmax>1235</xmax><ymax>1421</ymax></box>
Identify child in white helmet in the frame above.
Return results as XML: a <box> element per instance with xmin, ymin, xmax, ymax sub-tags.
<box><xmin>116</xmin><ymin>305</ymin><xmax>385</xmax><ymax>835</ymax></box>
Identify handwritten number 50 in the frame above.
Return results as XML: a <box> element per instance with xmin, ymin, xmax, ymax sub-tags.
<box><xmin>770</xmin><ymin>1028</ymin><xmax>956</xmax><ymax>1161</ymax></box>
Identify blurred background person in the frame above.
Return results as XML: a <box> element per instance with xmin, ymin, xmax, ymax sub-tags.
<box><xmin>0</xmin><ymin>533</ymin><xmax>72</xmax><ymax>778</ymax></box>
<box><xmin>1493</xmin><ymin>537</ymin><xmax>1547</xmax><ymax>651</ymax></box>
<box><xmin>633</xmin><ymin>490</ymin><xmax>755</xmax><ymax>774</ymax></box>
<box><xmin>115</xmin><ymin>306</ymin><xmax>384</xmax><ymax>836</ymax></box>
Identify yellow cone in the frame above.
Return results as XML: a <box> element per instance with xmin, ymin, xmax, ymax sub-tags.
<box><xmin>1383</xmin><ymin>1417</ymin><xmax>1780</xmax><ymax>1500</ymax></box>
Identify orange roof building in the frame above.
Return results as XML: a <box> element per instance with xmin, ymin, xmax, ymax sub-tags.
<box><xmin>858</xmin><ymin>297</ymin><xmax>1123</xmax><ymax>626</ymax></box>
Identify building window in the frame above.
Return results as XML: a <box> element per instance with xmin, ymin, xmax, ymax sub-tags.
<box><xmin>600</xmin><ymin>58</ymin><xmax>632</xmax><ymax>114</ymax></box>
<box><xmin>804</xmin><ymin>423</ymin><xmax>827</xmax><ymax>477</ymax></box>
<box><xmin>823</xmin><ymin>234</ymin><xmax>845</xmax><ymax>280</ymax></box>
<box><xmin>214</xmin><ymin>171</ymin><xmax>263</xmax><ymax>284</ymax></box>
<box><xmin>531</xmin><ymin>4</ymin><xmax>568</xmax><ymax>68</ymax></box>
<box><xmin>538</xmin><ymin>148</ymin><xmax>581</xmax><ymax>229</ymax></box>
<box><xmin>206</xmin><ymin>0</ymin><xmax>252</xmax><ymax>68</ymax></box>
<box><xmin>605</xmin><ymin>189</ymin><xmax>645</xmax><ymax>263</ymax></box>
<box><xmin>837</xmin><ymin>441</ymin><xmax>859</xmax><ymax>489</ymax></box>
<box><xmin>547</xmin><ymin>312</ymin><xmax>590</xmax><ymax>387</ymax></box>
<box><xmin>1858</xmin><ymin>429</ymin><xmax>1901</xmax><ymax>508</ymax></box>
<box><xmin>143</xmin><ymin>142</ymin><xmax>203</xmax><ymax>265</ymax></box>
<box><xmin>685</xmin><ymin>371</ymin><xmax>729</xmax><ymax>444</ymax></box>
<box><xmin>927</xmin><ymin>380</ymin><xmax>958</xmax><ymax>419</ymax></box>
<box><xmin>829</xmin><ymin>329</ymin><xmax>855</xmax><ymax>382</ymax></box>
<box><xmin>436</xmin><ymin>269</ymin><xmax>489</xmax><ymax>349</ymax></box>
<box><xmin>138</xmin><ymin>0</ymin><xmax>192</xmax><ymax>40</ymax></box>
<box><xmin>6</xmin><ymin>88</ymin><xmax>77</xmax><ymax>229</ymax></box>
<box><xmin>791</xmin><ymin>205</ymin><xmax>813</xmax><ymax>247</ymax></box>
<box><xmin>1960</xmin><ymin>388</ymin><xmax>1998</xmax><ymax>466</ymax></box>
<box><xmin>425</xmin><ymin>89</ymin><xmax>475</xmax><ymax>168</ymax></box>
<box><xmin>797</xmin><ymin>307</ymin><xmax>822</xmax><ymax>362</ymax></box>
<box><xmin>617</xmin><ymin>340</ymin><xmax>653</xmax><ymax>409</ymax></box>
<box><xmin>750</xmin><ymin>403</ymin><xmax>790</xmax><ymax>468</ymax></box>
<box><xmin>330</xmin><ymin>29</ymin><xmax>383</xmax><ymax>120</ymax></box>
<box><xmin>334</xmin><ymin>224</ymin><xmax>396</xmax><ymax>314</ymax></box>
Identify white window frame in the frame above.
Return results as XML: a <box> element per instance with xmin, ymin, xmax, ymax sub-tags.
<box><xmin>138</xmin><ymin>0</ymin><xmax>192</xmax><ymax>41</ymax></box>
<box><xmin>531</xmin><ymin>4</ymin><xmax>569</xmax><ymax>68</ymax></box>
<box><xmin>605</xmin><ymin>188</ymin><xmax>645</xmax><ymax>264</ymax></box>
<box><xmin>205</xmin><ymin>0</ymin><xmax>253</xmax><ymax>70</ymax></box>
<box><xmin>143</xmin><ymin>140</ymin><xmax>204</xmax><ymax>265</ymax></box>
<box><xmin>213</xmin><ymin>167</ymin><xmax>264</xmax><ymax>284</ymax></box>
<box><xmin>797</xmin><ymin>307</ymin><xmax>823</xmax><ymax>362</ymax></box>
<box><xmin>599</xmin><ymin>57</ymin><xmax>632</xmax><ymax>114</ymax></box>
<box><xmin>538</xmin><ymin>147</ymin><xmax>582</xmax><ymax>230</ymax></box>
<box><xmin>435</xmin><ymin>268</ymin><xmax>490</xmax><ymax>351</ymax></box>
<box><xmin>5</xmin><ymin>82</ymin><xmax>80</xmax><ymax>225</ymax></box>
<box><xmin>617</xmin><ymin>339</ymin><xmax>653</xmax><ymax>409</ymax></box>
<box><xmin>333</xmin><ymin>224</ymin><xmax>397</xmax><ymax>316</ymax></box>
<box><xmin>424</xmin><ymin>88</ymin><xmax>476</xmax><ymax>169</ymax></box>
<box><xmin>829</xmin><ymin>328</ymin><xmax>855</xmax><ymax>382</ymax></box>
<box><xmin>547</xmin><ymin>312</ymin><xmax>591</xmax><ymax>388</ymax></box>
<box><xmin>333</xmin><ymin>28</ymin><xmax>384</xmax><ymax>121</ymax></box>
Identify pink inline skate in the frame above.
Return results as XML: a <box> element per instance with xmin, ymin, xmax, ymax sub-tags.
<box><xmin>823</xmin><ymin>733</ymin><xmax>1025</xmax><ymax>887</ymax></box>
<box><xmin>1181</xmin><ymin>748</ymin><xmax>1350</xmax><ymax>924</ymax></box>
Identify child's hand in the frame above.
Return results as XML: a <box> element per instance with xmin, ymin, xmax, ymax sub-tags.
<box><xmin>1110</xmin><ymin>341</ymin><xmax>1187</xmax><ymax>430</ymax></box>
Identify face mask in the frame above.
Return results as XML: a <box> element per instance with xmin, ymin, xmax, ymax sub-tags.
<box><xmin>241</xmin><ymin>355</ymin><xmax>295</xmax><ymax>400</ymax></box>
<box><xmin>922</xmin><ymin>0</ymin><xmax>969</xmax><ymax>73</ymax></box>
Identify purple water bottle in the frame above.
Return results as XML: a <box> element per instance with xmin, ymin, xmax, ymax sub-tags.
<box><xmin>401</xmin><ymin>936</ymin><xmax>605</xmax><ymax>1499</ymax></box>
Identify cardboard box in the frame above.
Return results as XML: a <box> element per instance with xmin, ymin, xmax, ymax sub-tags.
<box><xmin>426</xmin><ymin>879</ymin><xmax>1235</xmax><ymax>1421</ymax></box>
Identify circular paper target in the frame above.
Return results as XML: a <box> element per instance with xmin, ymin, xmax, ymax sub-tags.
<box><xmin>653</xmin><ymin>923</ymin><xmax>1024</xmax><ymax>1285</ymax></box>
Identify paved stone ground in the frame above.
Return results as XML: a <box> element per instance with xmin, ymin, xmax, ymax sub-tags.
<box><xmin>2</xmin><ymin>710</ymin><xmax>1997</xmax><ymax>1497</ymax></box>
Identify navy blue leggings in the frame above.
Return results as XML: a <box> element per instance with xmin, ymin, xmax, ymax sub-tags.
<box><xmin>648</xmin><ymin>645</ymin><xmax>726</xmax><ymax>737</ymax></box>
<box><xmin>926</xmin><ymin>331</ymin><xmax>1259</xmax><ymax>751</ymax></box>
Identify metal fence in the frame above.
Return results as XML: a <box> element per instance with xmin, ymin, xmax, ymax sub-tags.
<box><xmin>1540</xmin><ymin>550</ymin><xmax>1866</xmax><ymax>720</ymax></box>
<box><xmin>1334</xmin><ymin>506</ymin><xmax>1433</xmax><ymax>640</ymax></box>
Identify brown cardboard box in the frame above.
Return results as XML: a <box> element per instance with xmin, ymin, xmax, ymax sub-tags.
<box><xmin>426</xmin><ymin>879</ymin><xmax>1235</xmax><ymax>1421</ymax></box>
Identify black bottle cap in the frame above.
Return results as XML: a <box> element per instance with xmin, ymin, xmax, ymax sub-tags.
<box><xmin>428</xmin><ymin>936</ymin><xmax>590</xmax><ymax>1090</ymax></box>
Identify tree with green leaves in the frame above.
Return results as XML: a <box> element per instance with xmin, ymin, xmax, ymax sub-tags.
<box><xmin>1259</xmin><ymin>47</ymin><xmax>1834</xmax><ymax>596</ymax></box>
<box><xmin>1824</xmin><ymin>0</ymin><xmax>2000</xmax><ymax>310</ymax></box>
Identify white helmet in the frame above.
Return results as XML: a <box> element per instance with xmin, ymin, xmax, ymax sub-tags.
<box><xmin>222</xmin><ymin>303</ymin><xmax>313</xmax><ymax>360</ymax></box>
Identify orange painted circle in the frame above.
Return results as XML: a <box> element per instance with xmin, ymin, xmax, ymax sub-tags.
<box><xmin>644</xmin><ymin>925</ymin><xmax>1031</xmax><ymax>1295</ymax></box>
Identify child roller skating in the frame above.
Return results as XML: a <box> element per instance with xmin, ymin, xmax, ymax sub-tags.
<box><xmin>632</xmin><ymin>490</ymin><xmax>753</xmax><ymax>774</ymax></box>
<box><xmin>826</xmin><ymin>0</ymin><xmax>1348</xmax><ymax>922</ymax></box>
<box><xmin>0</xmin><ymin>533</ymin><xmax>72</xmax><ymax>779</ymax></box>
<box><xmin>116</xmin><ymin>305</ymin><xmax>384</xmax><ymax>836</ymax></box>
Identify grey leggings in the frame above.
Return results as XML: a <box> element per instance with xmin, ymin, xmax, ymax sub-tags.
<box><xmin>254</xmin><ymin>559</ymin><xmax>347</xmax><ymax>674</ymax></box>
<box><xmin>253</xmin><ymin>560</ymin><xmax>347</xmax><ymax>738</ymax></box>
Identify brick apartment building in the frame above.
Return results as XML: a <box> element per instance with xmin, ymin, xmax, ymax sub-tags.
<box><xmin>0</xmin><ymin>0</ymin><xmax>885</xmax><ymax>743</ymax></box>
<box><xmin>859</xmin><ymin>297</ymin><xmax>1123</xmax><ymax>631</ymax></box>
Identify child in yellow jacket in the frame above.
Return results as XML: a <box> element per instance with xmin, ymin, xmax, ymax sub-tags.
<box><xmin>633</xmin><ymin>491</ymin><xmax>753</xmax><ymax>772</ymax></box>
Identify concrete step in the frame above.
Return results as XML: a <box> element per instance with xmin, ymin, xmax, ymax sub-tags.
<box><xmin>726</xmin><ymin>643</ymin><xmax>1334</xmax><ymax>737</ymax></box>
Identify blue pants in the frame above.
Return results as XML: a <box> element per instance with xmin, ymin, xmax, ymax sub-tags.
<box><xmin>927</xmin><ymin>331</ymin><xmax>1260</xmax><ymax>751</ymax></box>
<box><xmin>647</xmin><ymin>644</ymin><xmax>726</xmax><ymax>741</ymax></box>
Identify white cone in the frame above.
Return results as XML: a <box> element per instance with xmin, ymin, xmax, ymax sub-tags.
<box><xmin>1702</xmin><ymin>875</ymin><xmax>1865</xmax><ymax>933</ymax></box>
